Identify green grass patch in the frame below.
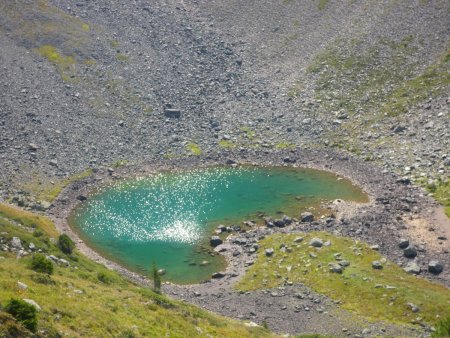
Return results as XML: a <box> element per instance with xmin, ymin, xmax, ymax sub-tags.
<box><xmin>0</xmin><ymin>208</ymin><xmax>276</xmax><ymax>337</ymax></box>
<box><xmin>0</xmin><ymin>203</ymin><xmax>59</xmax><ymax>238</ymax></box>
<box><xmin>218</xmin><ymin>139</ymin><xmax>236</xmax><ymax>149</ymax></box>
<box><xmin>426</xmin><ymin>178</ymin><xmax>450</xmax><ymax>218</ymax></box>
<box><xmin>317</xmin><ymin>0</ymin><xmax>329</xmax><ymax>11</ymax></box>
<box><xmin>186</xmin><ymin>142</ymin><xmax>202</xmax><ymax>156</ymax></box>
<box><xmin>116</xmin><ymin>53</ymin><xmax>129</xmax><ymax>62</ymax></box>
<box><xmin>275</xmin><ymin>142</ymin><xmax>296</xmax><ymax>150</ymax></box>
<box><xmin>22</xmin><ymin>168</ymin><xmax>93</xmax><ymax>203</ymax></box>
<box><xmin>237</xmin><ymin>232</ymin><xmax>450</xmax><ymax>325</ymax></box>
<box><xmin>381</xmin><ymin>49</ymin><xmax>450</xmax><ymax>116</ymax></box>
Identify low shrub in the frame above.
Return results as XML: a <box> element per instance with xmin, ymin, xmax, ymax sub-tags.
<box><xmin>58</xmin><ymin>234</ymin><xmax>75</xmax><ymax>254</ymax></box>
<box><xmin>30</xmin><ymin>254</ymin><xmax>53</xmax><ymax>275</ymax></box>
<box><xmin>4</xmin><ymin>299</ymin><xmax>38</xmax><ymax>332</ymax></box>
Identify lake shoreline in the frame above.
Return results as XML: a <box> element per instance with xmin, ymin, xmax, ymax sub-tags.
<box><xmin>48</xmin><ymin>147</ymin><xmax>449</xmax><ymax>336</ymax></box>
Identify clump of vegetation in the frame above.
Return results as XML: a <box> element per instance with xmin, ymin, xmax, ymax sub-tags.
<box><xmin>433</xmin><ymin>315</ymin><xmax>450</xmax><ymax>337</ymax></box>
<box><xmin>186</xmin><ymin>142</ymin><xmax>202</xmax><ymax>156</ymax></box>
<box><xmin>0</xmin><ymin>311</ymin><xmax>32</xmax><ymax>337</ymax></box>
<box><xmin>237</xmin><ymin>232</ymin><xmax>450</xmax><ymax>325</ymax></box>
<box><xmin>274</xmin><ymin>142</ymin><xmax>296</xmax><ymax>150</ymax></box>
<box><xmin>36</xmin><ymin>45</ymin><xmax>76</xmax><ymax>81</ymax></box>
<box><xmin>4</xmin><ymin>298</ymin><xmax>38</xmax><ymax>332</ymax></box>
<box><xmin>218</xmin><ymin>139</ymin><xmax>235</xmax><ymax>149</ymax></box>
<box><xmin>97</xmin><ymin>271</ymin><xmax>115</xmax><ymax>285</ymax></box>
<box><xmin>30</xmin><ymin>254</ymin><xmax>53</xmax><ymax>275</ymax></box>
<box><xmin>317</xmin><ymin>0</ymin><xmax>329</xmax><ymax>11</ymax></box>
<box><xmin>426</xmin><ymin>178</ymin><xmax>450</xmax><ymax>218</ymax></box>
<box><xmin>382</xmin><ymin>49</ymin><xmax>450</xmax><ymax>116</ymax></box>
<box><xmin>58</xmin><ymin>234</ymin><xmax>75</xmax><ymax>255</ymax></box>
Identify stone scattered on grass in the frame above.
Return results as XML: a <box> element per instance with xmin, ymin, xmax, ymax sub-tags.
<box><xmin>265</xmin><ymin>248</ymin><xmax>274</xmax><ymax>257</ymax></box>
<box><xmin>17</xmin><ymin>281</ymin><xmax>28</xmax><ymax>290</ymax></box>
<box><xmin>309</xmin><ymin>238</ymin><xmax>323</xmax><ymax>248</ymax></box>
<box><xmin>372</xmin><ymin>260</ymin><xmax>383</xmax><ymax>269</ymax></box>
<box><xmin>329</xmin><ymin>263</ymin><xmax>343</xmax><ymax>273</ymax></box>
<box><xmin>23</xmin><ymin>299</ymin><xmax>41</xmax><ymax>311</ymax></box>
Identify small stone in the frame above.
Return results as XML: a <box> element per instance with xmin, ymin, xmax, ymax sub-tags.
<box><xmin>370</xmin><ymin>245</ymin><xmax>380</xmax><ymax>251</ymax></box>
<box><xmin>372</xmin><ymin>261</ymin><xmax>383</xmax><ymax>269</ymax></box>
<box><xmin>407</xmin><ymin>303</ymin><xmax>420</xmax><ymax>313</ymax></box>
<box><xmin>157</xmin><ymin>269</ymin><xmax>166</xmax><ymax>276</ymax></box>
<box><xmin>265</xmin><ymin>248</ymin><xmax>274</xmax><ymax>257</ymax></box>
<box><xmin>293</xmin><ymin>237</ymin><xmax>304</xmax><ymax>243</ymax></box>
<box><xmin>200</xmin><ymin>260</ymin><xmax>210</xmax><ymax>266</ymax></box>
<box><xmin>339</xmin><ymin>260</ymin><xmax>350</xmax><ymax>267</ymax></box>
<box><xmin>17</xmin><ymin>281</ymin><xmax>28</xmax><ymax>290</ymax></box>
<box><xmin>28</xmin><ymin>143</ymin><xmax>38</xmax><ymax>151</ymax></box>
<box><xmin>428</xmin><ymin>261</ymin><xmax>443</xmax><ymax>274</ymax></box>
<box><xmin>309</xmin><ymin>238</ymin><xmax>323</xmax><ymax>248</ymax></box>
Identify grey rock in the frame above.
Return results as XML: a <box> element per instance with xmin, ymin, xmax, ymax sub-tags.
<box><xmin>403</xmin><ymin>262</ymin><xmax>421</xmax><ymax>274</ymax></box>
<box><xmin>265</xmin><ymin>248</ymin><xmax>274</xmax><ymax>257</ymax></box>
<box><xmin>309</xmin><ymin>238</ymin><xmax>323</xmax><ymax>248</ymax></box>
<box><xmin>372</xmin><ymin>260</ymin><xmax>383</xmax><ymax>269</ymax></box>
<box><xmin>294</xmin><ymin>237</ymin><xmax>304</xmax><ymax>243</ymax></box>
<box><xmin>403</xmin><ymin>246</ymin><xmax>417</xmax><ymax>258</ymax></box>
<box><xmin>210</xmin><ymin>236</ymin><xmax>223</xmax><ymax>247</ymax></box>
<box><xmin>211</xmin><ymin>272</ymin><xmax>225</xmax><ymax>279</ymax></box>
<box><xmin>17</xmin><ymin>281</ymin><xmax>28</xmax><ymax>290</ymax></box>
<box><xmin>300</xmin><ymin>212</ymin><xmax>314</xmax><ymax>222</ymax></box>
<box><xmin>164</xmin><ymin>108</ymin><xmax>181</xmax><ymax>118</ymax></box>
<box><xmin>329</xmin><ymin>263</ymin><xmax>343</xmax><ymax>273</ymax></box>
<box><xmin>428</xmin><ymin>260</ymin><xmax>443</xmax><ymax>274</ymax></box>
<box><xmin>23</xmin><ymin>299</ymin><xmax>41</xmax><ymax>311</ymax></box>
<box><xmin>398</xmin><ymin>238</ymin><xmax>409</xmax><ymax>249</ymax></box>
<box><xmin>11</xmin><ymin>237</ymin><xmax>22</xmax><ymax>250</ymax></box>
<box><xmin>157</xmin><ymin>269</ymin><xmax>166</xmax><ymax>276</ymax></box>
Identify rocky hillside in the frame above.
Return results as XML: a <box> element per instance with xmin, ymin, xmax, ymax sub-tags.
<box><xmin>0</xmin><ymin>0</ymin><xmax>448</xmax><ymax>210</ymax></box>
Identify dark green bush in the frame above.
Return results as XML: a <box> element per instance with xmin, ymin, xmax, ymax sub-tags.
<box><xmin>4</xmin><ymin>299</ymin><xmax>38</xmax><ymax>332</ymax></box>
<box><xmin>58</xmin><ymin>234</ymin><xmax>75</xmax><ymax>254</ymax></box>
<box><xmin>30</xmin><ymin>254</ymin><xmax>53</xmax><ymax>275</ymax></box>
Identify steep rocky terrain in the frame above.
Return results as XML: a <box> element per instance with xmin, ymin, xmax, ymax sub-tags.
<box><xmin>0</xmin><ymin>0</ymin><xmax>448</xmax><ymax>206</ymax></box>
<box><xmin>0</xmin><ymin>0</ymin><xmax>449</xmax><ymax>337</ymax></box>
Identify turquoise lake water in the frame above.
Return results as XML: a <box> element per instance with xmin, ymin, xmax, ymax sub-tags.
<box><xmin>70</xmin><ymin>166</ymin><xmax>367</xmax><ymax>283</ymax></box>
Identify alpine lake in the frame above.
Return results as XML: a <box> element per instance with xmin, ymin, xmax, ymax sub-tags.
<box><xmin>70</xmin><ymin>166</ymin><xmax>368</xmax><ymax>284</ymax></box>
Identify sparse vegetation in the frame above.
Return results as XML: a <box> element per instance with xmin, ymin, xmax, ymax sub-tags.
<box><xmin>237</xmin><ymin>232</ymin><xmax>450</xmax><ymax>325</ymax></box>
<box><xmin>151</xmin><ymin>262</ymin><xmax>162</xmax><ymax>293</ymax></box>
<box><xmin>433</xmin><ymin>315</ymin><xmax>450</xmax><ymax>337</ymax></box>
<box><xmin>426</xmin><ymin>178</ymin><xmax>450</xmax><ymax>218</ymax></box>
<box><xmin>186</xmin><ymin>142</ymin><xmax>202</xmax><ymax>156</ymax></box>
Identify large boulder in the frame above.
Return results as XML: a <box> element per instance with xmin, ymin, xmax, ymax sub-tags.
<box><xmin>10</xmin><ymin>237</ymin><xmax>22</xmax><ymax>250</ymax></box>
